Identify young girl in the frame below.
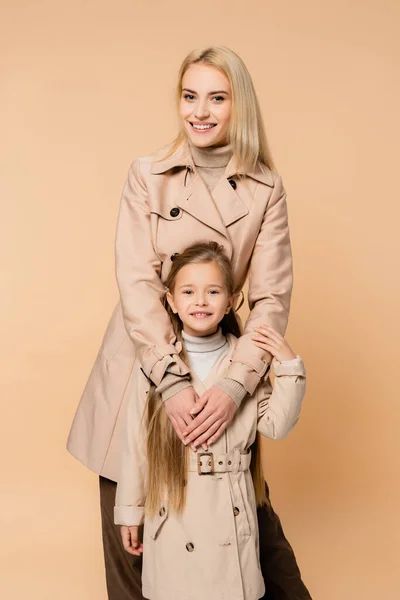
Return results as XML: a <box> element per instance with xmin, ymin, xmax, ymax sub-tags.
<box><xmin>114</xmin><ymin>242</ymin><xmax>306</xmax><ymax>600</ymax></box>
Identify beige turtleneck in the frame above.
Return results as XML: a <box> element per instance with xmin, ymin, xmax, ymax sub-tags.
<box><xmin>189</xmin><ymin>143</ymin><xmax>232</xmax><ymax>191</ymax></box>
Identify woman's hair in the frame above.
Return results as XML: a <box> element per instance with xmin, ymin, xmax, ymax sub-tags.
<box><xmin>145</xmin><ymin>241</ymin><xmax>268</xmax><ymax>516</ymax></box>
<box><xmin>166</xmin><ymin>45</ymin><xmax>275</xmax><ymax>173</ymax></box>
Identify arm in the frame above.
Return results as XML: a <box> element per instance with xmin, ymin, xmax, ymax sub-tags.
<box><xmin>183</xmin><ymin>177</ymin><xmax>292</xmax><ymax>445</ymax></box>
<box><xmin>257</xmin><ymin>357</ymin><xmax>306</xmax><ymax>440</ymax></box>
<box><xmin>115</xmin><ymin>159</ymin><xmax>190</xmax><ymax>387</ymax></box>
<box><xmin>224</xmin><ymin>175</ymin><xmax>293</xmax><ymax>397</ymax></box>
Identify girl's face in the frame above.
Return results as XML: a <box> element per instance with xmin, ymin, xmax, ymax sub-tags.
<box><xmin>167</xmin><ymin>261</ymin><xmax>234</xmax><ymax>337</ymax></box>
<box><xmin>179</xmin><ymin>63</ymin><xmax>232</xmax><ymax>148</ymax></box>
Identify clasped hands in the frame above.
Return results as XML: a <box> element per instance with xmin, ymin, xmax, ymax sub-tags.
<box><xmin>164</xmin><ymin>324</ymin><xmax>295</xmax><ymax>448</ymax></box>
<box><xmin>164</xmin><ymin>385</ymin><xmax>237</xmax><ymax>450</ymax></box>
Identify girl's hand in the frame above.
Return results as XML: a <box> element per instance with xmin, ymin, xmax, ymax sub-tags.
<box><xmin>120</xmin><ymin>526</ymin><xmax>143</xmax><ymax>556</ymax></box>
<box><xmin>251</xmin><ymin>325</ymin><xmax>296</xmax><ymax>363</ymax></box>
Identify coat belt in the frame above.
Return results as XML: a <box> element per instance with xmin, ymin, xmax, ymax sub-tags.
<box><xmin>188</xmin><ymin>449</ymin><xmax>252</xmax><ymax>475</ymax></box>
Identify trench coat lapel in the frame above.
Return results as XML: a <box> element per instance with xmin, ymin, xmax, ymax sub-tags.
<box><xmin>175</xmin><ymin>172</ymin><xmax>229</xmax><ymax>239</ymax></box>
<box><xmin>150</xmin><ymin>142</ymin><xmax>274</xmax><ymax>238</ymax></box>
<box><xmin>211</xmin><ymin>177</ymin><xmax>249</xmax><ymax>227</ymax></box>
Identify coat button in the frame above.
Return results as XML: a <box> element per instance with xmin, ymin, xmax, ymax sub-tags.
<box><xmin>228</xmin><ymin>178</ymin><xmax>237</xmax><ymax>190</ymax></box>
<box><xmin>186</xmin><ymin>542</ymin><xmax>195</xmax><ymax>552</ymax></box>
<box><xmin>159</xmin><ymin>506</ymin><xmax>166</xmax><ymax>517</ymax></box>
<box><xmin>170</xmin><ymin>207</ymin><xmax>180</xmax><ymax>217</ymax></box>
<box><xmin>233</xmin><ymin>507</ymin><xmax>240</xmax><ymax>516</ymax></box>
<box><xmin>170</xmin><ymin>253</ymin><xmax>179</xmax><ymax>261</ymax></box>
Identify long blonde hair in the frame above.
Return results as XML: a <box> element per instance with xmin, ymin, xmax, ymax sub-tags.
<box><xmin>166</xmin><ymin>46</ymin><xmax>275</xmax><ymax>173</ymax></box>
<box><xmin>145</xmin><ymin>242</ymin><xmax>268</xmax><ymax>516</ymax></box>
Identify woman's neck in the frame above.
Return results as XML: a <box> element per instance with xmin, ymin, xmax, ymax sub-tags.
<box><xmin>189</xmin><ymin>143</ymin><xmax>232</xmax><ymax>169</ymax></box>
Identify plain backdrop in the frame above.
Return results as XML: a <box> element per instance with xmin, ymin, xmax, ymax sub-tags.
<box><xmin>1</xmin><ymin>1</ymin><xmax>400</xmax><ymax>598</ymax></box>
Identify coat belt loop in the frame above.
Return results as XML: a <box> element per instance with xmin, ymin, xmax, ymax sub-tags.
<box><xmin>231</xmin><ymin>448</ymin><xmax>241</xmax><ymax>475</ymax></box>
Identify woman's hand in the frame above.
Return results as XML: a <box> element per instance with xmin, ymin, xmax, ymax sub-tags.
<box><xmin>120</xmin><ymin>526</ymin><xmax>143</xmax><ymax>556</ymax></box>
<box><xmin>252</xmin><ymin>324</ymin><xmax>296</xmax><ymax>362</ymax></box>
<box><xmin>163</xmin><ymin>386</ymin><xmax>199</xmax><ymax>443</ymax></box>
<box><xmin>182</xmin><ymin>386</ymin><xmax>237</xmax><ymax>449</ymax></box>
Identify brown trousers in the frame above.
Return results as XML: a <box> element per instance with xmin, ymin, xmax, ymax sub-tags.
<box><xmin>100</xmin><ymin>476</ymin><xmax>311</xmax><ymax>600</ymax></box>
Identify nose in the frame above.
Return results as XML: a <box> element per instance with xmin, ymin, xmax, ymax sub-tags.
<box><xmin>195</xmin><ymin>293</ymin><xmax>208</xmax><ymax>306</ymax></box>
<box><xmin>194</xmin><ymin>98</ymin><xmax>210</xmax><ymax>120</ymax></box>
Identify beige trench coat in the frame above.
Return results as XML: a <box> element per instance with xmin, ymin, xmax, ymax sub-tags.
<box><xmin>67</xmin><ymin>143</ymin><xmax>293</xmax><ymax>481</ymax></box>
<box><xmin>114</xmin><ymin>334</ymin><xmax>306</xmax><ymax>600</ymax></box>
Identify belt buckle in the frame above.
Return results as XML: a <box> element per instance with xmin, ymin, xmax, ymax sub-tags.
<box><xmin>197</xmin><ymin>452</ymin><xmax>214</xmax><ymax>475</ymax></box>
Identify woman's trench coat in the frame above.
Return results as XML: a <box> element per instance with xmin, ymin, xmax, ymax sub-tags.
<box><xmin>114</xmin><ymin>334</ymin><xmax>306</xmax><ymax>600</ymax></box>
<box><xmin>67</xmin><ymin>142</ymin><xmax>293</xmax><ymax>482</ymax></box>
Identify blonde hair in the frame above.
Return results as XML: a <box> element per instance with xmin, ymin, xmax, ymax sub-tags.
<box><xmin>165</xmin><ymin>46</ymin><xmax>275</xmax><ymax>173</ymax></box>
<box><xmin>145</xmin><ymin>242</ymin><xmax>267</xmax><ymax>516</ymax></box>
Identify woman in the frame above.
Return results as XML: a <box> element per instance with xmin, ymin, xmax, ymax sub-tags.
<box><xmin>67</xmin><ymin>46</ymin><xmax>311</xmax><ymax>600</ymax></box>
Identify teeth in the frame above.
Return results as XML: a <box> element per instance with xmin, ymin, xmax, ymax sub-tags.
<box><xmin>192</xmin><ymin>124</ymin><xmax>215</xmax><ymax>130</ymax></box>
<box><xmin>192</xmin><ymin>313</ymin><xmax>210</xmax><ymax>317</ymax></box>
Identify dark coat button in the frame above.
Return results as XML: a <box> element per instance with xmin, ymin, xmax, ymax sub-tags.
<box><xmin>186</xmin><ymin>542</ymin><xmax>195</xmax><ymax>552</ymax></box>
<box><xmin>228</xmin><ymin>178</ymin><xmax>237</xmax><ymax>190</ymax></box>
<box><xmin>233</xmin><ymin>506</ymin><xmax>240</xmax><ymax>516</ymax></box>
<box><xmin>170</xmin><ymin>207</ymin><xmax>180</xmax><ymax>217</ymax></box>
<box><xmin>159</xmin><ymin>506</ymin><xmax>166</xmax><ymax>517</ymax></box>
<box><xmin>170</xmin><ymin>253</ymin><xmax>179</xmax><ymax>261</ymax></box>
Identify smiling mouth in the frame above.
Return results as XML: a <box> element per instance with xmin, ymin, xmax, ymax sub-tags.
<box><xmin>190</xmin><ymin>312</ymin><xmax>212</xmax><ymax>318</ymax></box>
<box><xmin>189</xmin><ymin>122</ymin><xmax>217</xmax><ymax>131</ymax></box>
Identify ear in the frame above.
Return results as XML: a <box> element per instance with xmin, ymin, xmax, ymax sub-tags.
<box><xmin>225</xmin><ymin>294</ymin><xmax>235</xmax><ymax>314</ymax></box>
<box><xmin>166</xmin><ymin>290</ymin><xmax>178</xmax><ymax>314</ymax></box>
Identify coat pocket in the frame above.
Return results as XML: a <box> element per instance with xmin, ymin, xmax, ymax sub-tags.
<box><xmin>146</xmin><ymin>506</ymin><xmax>168</xmax><ymax>540</ymax></box>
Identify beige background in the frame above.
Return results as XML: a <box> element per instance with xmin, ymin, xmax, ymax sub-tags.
<box><xmin>1</xmin><ymin>0</ymin><xmax>399</xmax><ymax>598</ymax></box>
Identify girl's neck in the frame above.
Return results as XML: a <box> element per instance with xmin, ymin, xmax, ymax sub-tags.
<box><xmin>181</xmin><ymin>328</ymin><xmax>226</xmax><ymax>352</ymax></box>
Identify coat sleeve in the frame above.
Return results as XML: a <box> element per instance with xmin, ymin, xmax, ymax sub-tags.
<box><xmin>115</xmin><ymin>159</ymin><xmax>190</xmax><ymax>386</ymax></box>
<box><xmin>257</xmin><ymin>357</ymin><xmax>306</xmax><ymax>440</ymax></box>
<box><xmin>114</xmin><ymin>374</ymin><xmax>148</xmax><ymax>526</ymax></box>
<box><xmin>224</xmin><ymin>176</ymin><xmax>293</xmax><ymax>395</ymax></box>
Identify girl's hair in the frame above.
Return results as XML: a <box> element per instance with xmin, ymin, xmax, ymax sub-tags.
<box><xmin>145</xmin><ymin>242</ymin><xmax>268</xmax><ymax>516</ymax></box>
<box><xmin>165</xmin><ymin>45</ymin><xmax>275</xmax><ymax>173</ymax></box>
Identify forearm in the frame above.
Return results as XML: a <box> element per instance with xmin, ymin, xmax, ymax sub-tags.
<box><xmin>257</xmin><ymin>356</ymin><xmax>306</xmax><ymax>440</ymax></box>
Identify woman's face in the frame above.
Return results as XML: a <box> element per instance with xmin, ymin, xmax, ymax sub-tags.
<box><xmin>166</xmin><ymin>261</ymin><xmax>234</xmax><ymax>337</ymax></box>
<box><xmin>179</xmin><ymin>63</ymin><xmax>232</xmax><ymax>148</ymax></box>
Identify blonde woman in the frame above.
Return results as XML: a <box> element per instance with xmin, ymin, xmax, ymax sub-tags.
<box><xmin>68</xmin><ymin>46</ymin><xmax>311</xmax><ymax>600</ymax></box>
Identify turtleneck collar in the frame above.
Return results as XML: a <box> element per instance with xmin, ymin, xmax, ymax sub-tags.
<box><xmin>182</xmin><ymin>328</ymin><xmax>227</xmax><ymax>353</ymax></box>
<box><xmin>189</xmin><ymin>143</ymin><xmax>232</xmax><ymax>169</ymax></box>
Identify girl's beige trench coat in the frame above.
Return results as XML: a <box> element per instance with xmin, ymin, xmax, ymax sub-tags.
<box><xmin>114</xmin><ymin>334</ymin><xmax>306</xmax><ymax>600</ymax></box>
<box><xmin>67</xmin><ymin>142</ymin><xmax>294</xmax><ymax>483</ymax></box>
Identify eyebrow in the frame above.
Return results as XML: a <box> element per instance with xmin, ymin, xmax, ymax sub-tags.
<box><xmin>182</xmin><ymin>88</ymin><xmax>229</xmax><ymax>95</ymax></box>
<box><xmin>178</xmin><ymin>283</ymin><xmax>224</xmax><ymax>289</ymax></box>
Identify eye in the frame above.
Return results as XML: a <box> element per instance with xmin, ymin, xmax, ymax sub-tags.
<box><xmin>209</xmin><ymin>289</ymin><xmax>219</xmax><ymax>295</ymax></box>
<box><xmin>183</xmin><ymin>290</ymin><xmax>193</xmax><ymax>295</ymax></box>
<box><xmin>212</xmin><ymin>95</ymin><xmax>225</xmax><ymax>102</ymax></box>
<box><xmin>183</xmin><ymin>94</ymin><xmax>195</xmax><ymax>101</ymax></box>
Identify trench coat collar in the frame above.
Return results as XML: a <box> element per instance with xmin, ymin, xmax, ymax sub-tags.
<box><xmin>150</xmin><ymin>141</ymin><xmax>275</xmax><ymax>187</ymax></box>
